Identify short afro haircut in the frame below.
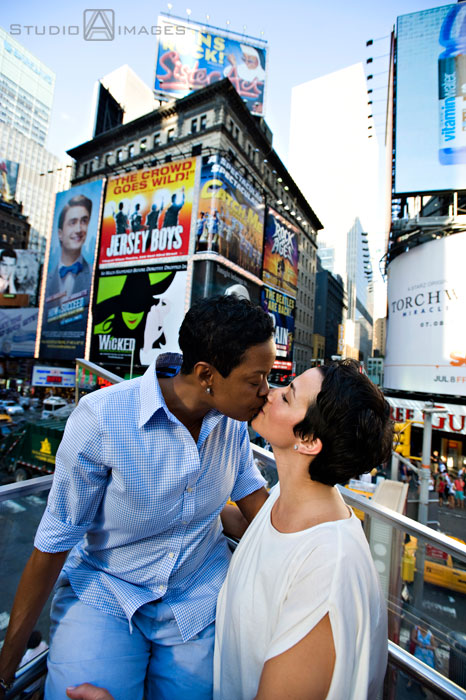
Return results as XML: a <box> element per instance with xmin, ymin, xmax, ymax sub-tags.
<box><xmin>179</xmin><ymin>294</ymin><xmax>274</xmax><ymax>377</ymax></box>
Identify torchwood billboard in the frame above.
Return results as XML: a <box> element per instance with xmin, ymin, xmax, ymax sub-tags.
<box><xmin>385</xmin><ymin>232</ymin><xmax>466</xmax><ymax>396</ymax></box>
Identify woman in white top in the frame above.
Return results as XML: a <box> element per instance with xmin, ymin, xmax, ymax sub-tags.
<box><xmin>214</xmin><ymin>359</ymin><xmax>393</xmax><ymax>700</ymax></box>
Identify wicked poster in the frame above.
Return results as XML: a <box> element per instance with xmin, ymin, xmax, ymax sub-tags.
<box><xmin>90</xmin><ymin>262</ymin><xmax>187</xmax><ymax>368</ymax></box>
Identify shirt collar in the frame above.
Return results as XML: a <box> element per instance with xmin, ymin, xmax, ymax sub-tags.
<box><xmin>138</xmin><ymin>353</ymin><xmax>183</xmax><ymax>428</ymax></box>
<box><xmin>59</xmin><ymin>254</ymin><xmax>84</xmax><ymax>268</ymax></box>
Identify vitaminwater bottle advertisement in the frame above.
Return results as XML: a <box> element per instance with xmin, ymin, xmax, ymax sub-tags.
<box><xmin>395</xmin><ymin>3</ymin><xmax>466</xmax><ymax>194</ymax></box>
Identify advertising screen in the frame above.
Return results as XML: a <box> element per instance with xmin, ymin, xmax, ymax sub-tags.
<box><xmin>195</xmin><ymin>154</ymin><xmax>264</xmax><ymax>278</ymax></box>
<box><xmin>39</xmin><ymin>180</ymin><xmax>104</xmax><ymax>361</ymax></box>
<box><xmin>261</xmin><ymin>286</ymin><xmax>295</xmax><ymax>371</ymax></box>
<box><xmin>191</xmin><ymin>259</ymin><xmax>261</xmax><ymax>304</ymax></box>
<box><xmin>395</xmin><ymin>3</ymin><xmax>466</xmax><ymax>193</ymax></box>
<box><xmin>385</xmin><ymin>232</ymin><xmax>466</xmax><ymax>396</ymax></box>
<box><xmin>32</xmin><ymin>366</ymin><xmax>76</xmax><ymax>388</ymax></box>
<box><xmin>99</xmin><ymin>159</ymin><xmax>197</xmax><ymax>267</ymax></box>
<box><xmin>262</xmin><ymin>208</ymin><xmax>299</xmax><ymax>297</ymax></box>
<box><xmin>154</xmin><ymin>15</ymin><xmax>267</xmax><ymax>116</ymax></box>
<box><xmin>90</xmin><ymin>262</ymin><xmax>187</xmax><ymax>368</ymax></box>
<box><xmin>0</xmin><ymin>248</ymin><xmax>40</xmax><ymax>305</ymax></box>
<box><xmin>0</xmin><ymin>308</ymin><xmax>38</xmax><ymax>357</ymax></box>
<box><xmin>0</xmin><ymin>159</ymin><xmax>19</xmax><ymax>202</ymax></box>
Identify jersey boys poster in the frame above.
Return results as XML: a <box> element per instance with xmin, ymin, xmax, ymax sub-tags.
<box><xmin>91</xmin><ymin>262</ymin><xmax>187</xmax><ymax>368</ymax></box>
<box><xmin>99</xmin><ymin>158</ymin><xmax>197</xmax><ymax>267</ymax></box>
<box><xmin>194</xmin><ymin>154</ymin><xmax>264</xmax><ymax>278</ymax></box>
<box><xmin>262</xmin><ymin>208</ymin><xmax>299</xmax><ymax>297</ymax></box>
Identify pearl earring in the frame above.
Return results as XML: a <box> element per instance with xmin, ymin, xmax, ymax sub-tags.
<box><xmin>293</xmin><ymin>444</ymin><xmax>298</xmax><ymax>450</ymax></box>
<box><xmin>206</xmin><ymin>387</ymin><xmax>212</xmax><ymax>394</ymax></box>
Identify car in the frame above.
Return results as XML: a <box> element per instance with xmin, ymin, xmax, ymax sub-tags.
<box><xmin>0</xmin><ymin>400</ymin><xmax>25</xmax><ymax>416</ymax></box>
<box><xmin>403</xmin><ymin>536</ymin><xmax>466</xmax><ymax>595</ymax></box>
<box><xmin>41</xmin><ymin>396</ymin><xmax>68</xmax><ymax>419</ymax></box>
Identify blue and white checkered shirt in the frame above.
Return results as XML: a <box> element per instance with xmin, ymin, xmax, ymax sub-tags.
<box><xmin>34</xmin><ymin>353</ymin><xmax>265</xmax><ymax>641</ymax></box>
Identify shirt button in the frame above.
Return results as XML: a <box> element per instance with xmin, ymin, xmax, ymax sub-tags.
<box><xmin>186</xmin><ymin>487</ymin><xmax>193</xmax><ymax>493</ymax></box>
<box><xmin>158</xmin><ymin>585</ymin><xmax>165</xmax><ymax>592</ymax></box>
<box><xmin>181</xmin><ymin>520</ymin><xmax>187</xmax><ymax>525</ymax></box>
<box><xmin>168</xmin><ymin>552</ymin><xmax>175</xmax><ymax>558</ymax></box>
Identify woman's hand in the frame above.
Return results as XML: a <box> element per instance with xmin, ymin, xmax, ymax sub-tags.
<box><xmin>66</xmin><ymin>684</ymin><xmax>114</xmax><ymax>700</ymax></box>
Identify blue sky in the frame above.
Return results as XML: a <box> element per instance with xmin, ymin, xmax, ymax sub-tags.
<box><xmin>2</xmin><ymin>0</ymin><xmax>452</xmax><ymax>164</ymax></box>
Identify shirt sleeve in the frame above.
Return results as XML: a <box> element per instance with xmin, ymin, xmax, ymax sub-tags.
<box><xmin>34</xmin><ymin>395</ymin><xmax>109</xmax><ymax>553</ymax></box>
<box><xmin>265</xmin><ymin>540</ymin><xmax>336</xmax><ymax>661</ymax></box>
<box><xmin>229</xmin><ymin>421</ymin><xmax>266</xmax><ymax>503</ymax></box>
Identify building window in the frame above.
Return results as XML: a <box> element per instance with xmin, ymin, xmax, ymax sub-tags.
<box><xmin>200</xmin><ymin>114</ymin><xmax>207</xmax><ymax>131</ymax></box>
<box><xmin>83</xmin><ymin>162</ymin><xmax>88</xmax><ymax>176</ymax></box>
<box><xmin>153</xmin><ymin>132</ymin><xmax>161</xmax><ymax>148</ymax></box>
<box><xmin>128</xmin><ymin>144</ymin><xmax>135</xmax><ymax>158</ymax></box>
<box><xmin>117</xmin><ymin>149</ymin><xmax>124</xmax><ymax>163</ymax></box>
<box><xmin>191</xmin><ymin>118</ymin><xmax>198</xmax><ymax>134</ymax></box>
<box><xmin>105</xmin><ymin>153</ymin><xmax>112</xmax><ymax>166</ymax></box>
<box><xmin>234</xmin><ymin>126</ymin><xmax>240</xmax><ymax>141</ymax></box>
<box><xmin>228</xmin><ymin>118</ymin><xmax>234</xmax><ymax>132</ymax></box>
<box><xmin>140</xmin><ymin>138</ymin><xmax>147</xmax><ymax>152</ymax></box>
<box><xmin>167</xmin><ymin>128</ymin><xmax>175</xmax><ymax>143</ymax></box>
<box><xmin>165</xmin><ymin>154</ymin><xmax>172</xmax><ymax>163</ymax></box>
<box><xmin>191</xmin><ymin>144</ymin><xmax>202</xmax><ymax>157</ymax></box>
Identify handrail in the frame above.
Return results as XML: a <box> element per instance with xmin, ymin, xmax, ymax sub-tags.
<box><xmin>388</xmin><ymin>642</ymin><xmax>466</xmax><ymax>699</ymax></box>
<box><xmin>6</xmin><ymin>650</ymin><xmax>48</xmax><ymax>700</ymax></box>
<box><xmin>250</xmin><ymin>444</ymin><xmax>466</xmax><ymax>564</ymax></box>
<box><xmin>0</xmin><ymin>474</ymin><xmax>53</xmax><ymax>502</ymax></box>
<box><xmin>5</xmin><ymin>640</ymin><xmax>465</xmax><ymax>699</ymax></box>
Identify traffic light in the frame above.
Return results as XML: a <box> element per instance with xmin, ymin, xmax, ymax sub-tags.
<box><xmin>394</xmin><ymin>422</ymin><xmax>411</xmax><ymax>458</ymax></box>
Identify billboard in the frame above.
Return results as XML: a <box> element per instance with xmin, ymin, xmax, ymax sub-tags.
<box><xmin>385</xmin><ymin>232</ymin><xmax>466</xmax><ymax>396</ymax></box>
<box><xmin>32</xmin><ymin>365</ymin><xmax>75</xmax><ymax>388</ymax></box>
<box><xmin>395</xmin><ymin>3</ymin><xmax>466</xmax><ymax>193</ymax></box>
<box><xmin>154</xmin><ymin>15</ymin><xmax>267</xmax><ymax>116</ymax></box>
<box><xmin>262</xmin><ymin>208</ymin><xmax>299</xmax><ymax>296</ymax></box>
<box><xmin>0</xmin><ymin>248</ymin><xmax>40</xmax><ymax>304</ymax></box>
<box><xmin>90</xmin><ymin>262</ymin><xmax>187</xmax><ymax>368</ymax></box>
<box><xmin>0</xmin><ymin>308</ymin><xmax>38</xmax><ymax>356</ymax></box>
<box><xmin>39</xmin><ymin>180</ymin><xmax>104</xmax><ymax>361</ymax></box>
<box><xmin>261</xmin><ymin>286</ymin><xmax>295</xmax><ymax>371</ymax></box>
<box><xmin>94</xmin><ymin>83</ymin><xmax>124</xmax><ymax>137</ymax></box>
<box><xmin>99</xmin><ymin>159</ymin><xmax>197</xmax><ymax>267</ymax></box>
<box><xmin>195</xmin><ymin>155</ymin><xmax>264</xmax><ymax>278</ymax></box>
<box><xmin>191</xmin><ymin>259</ymin><xmax>261</xmax><ymax>305</ymax></box>
<box><xmin>0</xmin><ymin>159</ymin><xmax>19</xmax><ymax>202</ymax></box>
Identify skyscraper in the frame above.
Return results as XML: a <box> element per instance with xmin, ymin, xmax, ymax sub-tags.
<box><xmin>0</xmin><ymin>27</ymin><xmax>55</xmax><ymax>147</ymax></box>
<box><xmin>289</xmin><ymin>63</ymin><xmax>378</xmax><ymax>360</ymax></box>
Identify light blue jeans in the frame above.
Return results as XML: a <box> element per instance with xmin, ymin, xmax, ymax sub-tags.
<box><xmin>45</xmin><ymin>584</ymin><xmax>215</xmax><ymax>700</ymax></box>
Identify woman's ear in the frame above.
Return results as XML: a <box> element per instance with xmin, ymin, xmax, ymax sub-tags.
<box><xmin>296</xmin><ymin>436</ymin><xmax>322</xmax><ymax>457</ymax></box>
<box><xmin>193</xmin><ymin>362</ymin><xmax>214</xmax><ymax>391</ymax></box>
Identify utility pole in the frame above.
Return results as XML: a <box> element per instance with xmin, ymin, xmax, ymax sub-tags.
<box><xmin>413</xmin><ymin>402</ymin><xmax>447</xmax><ymax>608</ymax></box>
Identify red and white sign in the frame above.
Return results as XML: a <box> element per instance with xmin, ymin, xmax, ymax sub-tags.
<box><xmin>387</xmin><ymin>396</ymin><xmax>466</xmax><ymax>436</ymax></box>
<box><xmin>426</xmin><ymin>544</ymin><xmax>448</xmax><ymax>561</ymax></box>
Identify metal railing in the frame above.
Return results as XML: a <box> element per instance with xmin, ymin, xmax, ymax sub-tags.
<box><xmin>1</xmin><ymin>363</ymin><xmax>465</xmax><ymax>699</ymax></box>
<box><xmin>2</xmin><ymin>470</ymin><xmax>466</xmax><ymax>698</ymax></box>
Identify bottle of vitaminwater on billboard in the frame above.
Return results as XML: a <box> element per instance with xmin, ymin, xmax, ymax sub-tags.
<box><xmin>438</xmin><ymin>3</ymin><xmax>466</xmax><ymax>165</ymax></box>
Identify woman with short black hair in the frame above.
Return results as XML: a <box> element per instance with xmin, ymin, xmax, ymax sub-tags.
<box><xmin>214</xmin><ymin>360</ymin><xmax>393</xmax><ymax>700</ymax></box>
